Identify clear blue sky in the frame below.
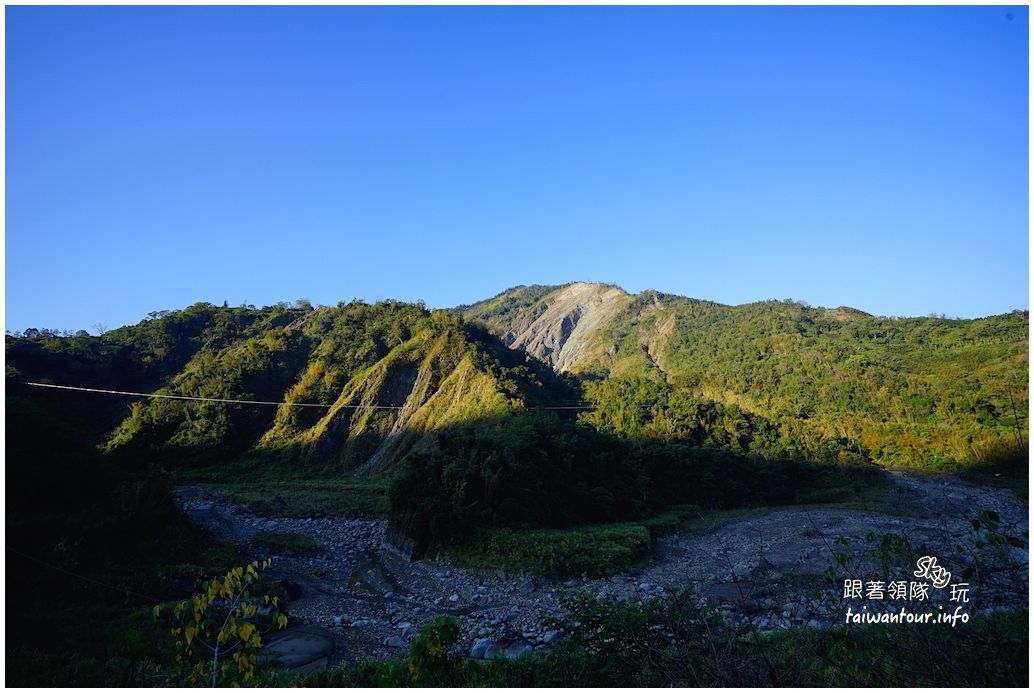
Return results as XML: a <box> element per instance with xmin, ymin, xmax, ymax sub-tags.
<box><xmin>6</xmin><ymin>6</ymin><xmax>1029</xmax><ymax>332</ymax></box>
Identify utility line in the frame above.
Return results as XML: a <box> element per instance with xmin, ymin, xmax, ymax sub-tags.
<box><xmin>24</xmin><ymin>381</ymin><xmax>605</xmax><ymax>410</ymax></box>
<box><xmin>5</xmin><ymin>544</ymin><xmax>163</xmax><ymax>603</ymax></box>
<box><xmin>24</xmin><ymin>382</ymin><xmax>398</xmax><ymax>409</ymax></box>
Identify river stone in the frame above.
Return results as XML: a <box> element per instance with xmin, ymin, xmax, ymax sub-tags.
<box><xmin>469</xmin><ymin>638</ymin><xmax>493</xmax><ymax>659</ymax></box>
<box><xmin>486</xmin><ymin>631</ymin><xmax>535</xmax><ymax>660</ymax></box>
<box><xmin>260</xmin><ymin>624</ymin><xmax>334</xmax><ymax>671</ymax></box>
<box><xmin>384</xmin><ymin>636</ymin><xmax>408</xmax><ymax>649</ymax></box>
<box><xmin>519</xmin><ymin>580</ymin><xmax>535</xmax><ymax>596</ymax></box>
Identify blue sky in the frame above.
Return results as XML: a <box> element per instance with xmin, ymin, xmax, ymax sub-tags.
<box><xmin>6</xmin><ymin>6</ymin><xmax>1028</xmax><ymax>332</ymax></box>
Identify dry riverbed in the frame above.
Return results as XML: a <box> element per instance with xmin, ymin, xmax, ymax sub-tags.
<box><xmin>175</xmin><ymin>471</ymin><xmax>1028</xmax><ymax>672</ymax></box>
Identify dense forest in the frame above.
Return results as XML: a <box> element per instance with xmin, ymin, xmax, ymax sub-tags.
<box><xmin>462</xmin><ymin>282</ymin><xmax>1029</xmax><ymax>470</ymax></box>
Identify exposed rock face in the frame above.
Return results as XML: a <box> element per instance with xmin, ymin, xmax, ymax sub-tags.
<box><xmin>504</xmin><ymin>283</ymin><xmax>631</xmax><ymax>372</ymax></box>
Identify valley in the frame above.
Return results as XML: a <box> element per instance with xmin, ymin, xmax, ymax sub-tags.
<box><xmin>178</xmin><ymin>469</ymin><xmax>1028</xmax><ymax>672</ymax></box>
<box><xmin>6</xmin><ymin>283</ymin><xmax>1028</xmax><ymax>686</ymax></box>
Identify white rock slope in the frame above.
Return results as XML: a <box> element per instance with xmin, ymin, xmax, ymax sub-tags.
<box><xmin>502</xmin><ymin>283</ymin><xmax>631</xmax><ymax>372</ymax></box>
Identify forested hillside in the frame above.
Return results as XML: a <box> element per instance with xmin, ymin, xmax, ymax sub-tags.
<box><xmin>7</xmin><ymin>285</ymin><xmax>1028</xmax><ymax>554</ymax></box>
<box><xmin>461</xmin><ymin>283</ymin><xmax>1029</xmax><ymax>470</ymax></box>
<box><xmin>7</xmin><ymin>286</ymin><xmax>1028</xmax><ymax>686</ymax></box>
<box><xmin>8</xmin><ymin>299</ymin><xmax>573</xmax><ymax>473</ymax></box>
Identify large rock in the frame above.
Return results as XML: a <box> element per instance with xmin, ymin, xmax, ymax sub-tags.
<box><xmin>259</xmin><ymin>624</ymin><xmax>334</xmax><ymax>672</ymax></box>
<box><xmin>269</xmin><ymin>577</ymin><xmax>303</xmax><ymax>602</ymax></box>
<box><xmin>485</xmin><ymin>630</ymin><xmax>535</xmax><ymax>660</ymax></box>
<box><xmin>469</xmin><ymin>638</ymin><xmax>493</xmax><ymax>659</ymax></box>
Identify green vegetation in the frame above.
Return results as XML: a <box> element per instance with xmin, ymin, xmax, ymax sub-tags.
<box><xmin>6</xmin><ymin>286</ymin><xmax>1028</xmax><ymax>687</ymax></box>
<box><xmin>12</xmin><ymin>299</ymin><xmax>575</xmax><ymax>473</ymax></box>
<box><xmin>389</xmin><ymin>410</ymin><xmax>883</xmax><ymax>554</ymax></box>
<box><xmin>9</xmin><ymin>289</ymin><xmax>1026</xmax><ymax>481</ymax></box>
<box><xmin>283</xmin><ymin>594</ymin><xmax>1027</xmax><ymax>688</ymax></box>
<box><xmin>462</xmin><ymin>284</ymin><xmax>1029</xmax><ymax>471</ymax></box>
<box><xmin>448</xmin><ymin>522</ymin><xmax>652</xmax><ymax>578</ymax></box>
<box><xmin>380</xmin><ymin>615</ymin><xmax>462</xmax><ymax>686</ymax></box>
<box><xmin>448</xmin><ymin>506</ymin><xmax>698</xmax><ymax>577</ymax></box>
<box><xmin>193</xmin><ymin>479</ymin><xmax>390</xmax><ymax>517</ymax></box>
<box><xmin>154</xmin><ymin>560</ymin><xmax>288</xmax><ymax>686</ymax></box>
<box><xmin>5</xmin><ymin>387</ymin><xmax>248</xmax><ymax>687</ymax></box>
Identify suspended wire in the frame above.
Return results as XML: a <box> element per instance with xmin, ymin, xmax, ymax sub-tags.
<box><xmin>6</xmin><ymin>544</ymin><xmax>162</xmax><ymax>603</ymax></box>
<box><xmin>25</xmin><ymin>382</ymin><xmax>399</xmax><ymax>409</ymax></box>
<box><xmin>24</xmin><ymin>381</ymin><xmax>607</xmax><ymax>410</ymax></box>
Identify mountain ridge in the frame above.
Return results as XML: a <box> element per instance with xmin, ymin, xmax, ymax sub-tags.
<box><xmin>7</xmin><ymin>283</ymin><xmax>1028</xmax><ymax>471</ymax></box>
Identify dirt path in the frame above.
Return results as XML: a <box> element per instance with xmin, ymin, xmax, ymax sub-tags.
<box><xmin>176</xmin><ymin>472</ymin><xmax>1028</xmax><ymax>667</ymax></box>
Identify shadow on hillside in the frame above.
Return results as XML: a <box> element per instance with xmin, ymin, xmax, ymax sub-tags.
<box><xmin>7</xmin><ymin>374</ymin><xmax>882</xmax><ymax>562</ymax></box>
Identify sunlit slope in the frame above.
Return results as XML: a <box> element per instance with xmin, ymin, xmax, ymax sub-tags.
<box><xmin>462</xmin><ymin>284</ymin><xmax>1029</xmax><ymax>468</ymax></box>
<box><xmin>92</xmin><ymin>301</ymin><xmax>571</xmax><ymax>470</ymax></box>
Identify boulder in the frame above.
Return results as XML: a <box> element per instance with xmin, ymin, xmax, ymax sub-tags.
<box><xmin>383</xmin><ymin>636</ymin><xmax>408</xmax><ymax>649</ymax></box>
<box><xmin>469</xmin><ymin>638</ymin><xmax>493</xmax><ymax>659</ymax></box>
<box><xmin>270</xmin><ymin>578</ymin><xmax>303</xmax><ymax>602</ymax></box>
<box><xmin>259</xmin><ymin>624</ymin><xmax>334</xmax><ymax>672</ymax></box>
<box><xmin>485</xmin><ymin>630</ymin><xmax>535</xmax><ymax>660</ymax></box>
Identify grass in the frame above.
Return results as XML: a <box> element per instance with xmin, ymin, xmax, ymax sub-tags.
<box><xmin>175</xmin><ymin>451</ymin><xmax>392</xmax><ymax>517</ymax></box>
<box><xmin>188</xmin><ymin>478</ymin><xmax>389</xmax><ymax>517</ymax></box>
<box><xmin>956</xmin><ymin>449</ymin><xmax>1029</xmax><ymax>499</ymax></box>
<box><xmin>6</xmin><ymin>605</ymin><xmax>178</xmax><ymax>687</ymax></box>
<box><xmin>752</xmin><ymin>608</ymin><xmax>1029</xmax><ymax>687</ymax></box>
<box><xmin>447</xmin><ymin>506</ymin><xmax>698</xmax><ymax>578</ymax></box>
<box><xmin>280</xmin><ymin>604</ymin><xmax>1028</xmax><ymax>688</ymax></box>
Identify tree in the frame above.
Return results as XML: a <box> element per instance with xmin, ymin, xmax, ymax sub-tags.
<box><xmin>154</xmin><ymin>560</ymin><xmax>288</xmax><ymax>687</ymax></box>
<box><xmin>380</xmin><ymin>615</ymin><xmax>461</xmax><ymax>686</ymax></box>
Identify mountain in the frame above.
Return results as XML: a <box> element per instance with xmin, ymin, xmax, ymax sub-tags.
<box><xmin>8</xmin><ymin>284</ymin><xmax>1027</xmax><ymax>565</ymax></box>
<box><xmin>460</xmin><ymin>282</ymin><xmax>1029</xmax><ymax>469</ymax></box>
<box><xmin>459</xmin><ymin>282</ymin><xmax>634</xmax><ymax>372</ymax></box>
<box><xmin>7</xmin><ymin>284</ymin><xmax>1028</xmax><ymax>473</ymax></box>
<box><xmin>8</xmin><ymin>300</ymin><xmax>575</xmax><ymax>473</ymax></box>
